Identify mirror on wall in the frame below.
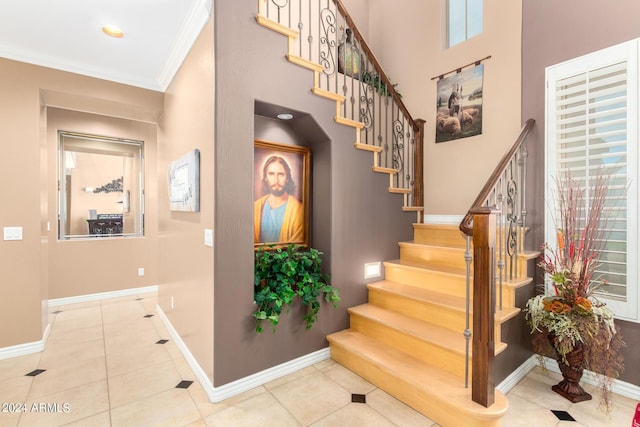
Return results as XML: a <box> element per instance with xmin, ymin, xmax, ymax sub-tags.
<box><xmin>58</xmin><ymin>131</ymin><xmax>144</xmax><ymax>240</ymax></box>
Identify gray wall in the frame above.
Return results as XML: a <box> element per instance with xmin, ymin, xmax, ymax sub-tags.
<box><xmin>213</xmin><ymin>0</ymin><xmax>414</xmax><ymax>386</ymax></box>
<box><xmin>522</xmin><ymin>0</ymin><xmax>640</xmax><ymax>386</ymax></box>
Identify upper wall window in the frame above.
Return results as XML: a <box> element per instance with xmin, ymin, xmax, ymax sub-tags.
<box><xmin>447</xmin><ymin>0</ymin><xmax>483</xmax><ymax>48</ymax></box>
<box><xmin>58</xmin><ymin>131</ymin><xmax>145</xmax><ymax>240</ymax></box>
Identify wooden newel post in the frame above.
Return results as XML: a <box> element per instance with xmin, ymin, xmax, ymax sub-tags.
<box><xmin>471</xmin><ymin>207</ymin><xmax>496</xmax><ymax>407</ymax></box>
<box><xmin>412</xmin><ymin>119</ymin><xmax>425</xmax><ymax>208</ymax></box>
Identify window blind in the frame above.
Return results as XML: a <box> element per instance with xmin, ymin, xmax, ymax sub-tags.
<box><xmin>554</xmin><ymin>61</ymin><xmax>629</xmax><ymax>300</ymax></box>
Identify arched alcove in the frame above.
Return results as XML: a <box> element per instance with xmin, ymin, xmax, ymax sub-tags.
<box><xmin>254</xmin><ymin>100</ymin><xmax>332</xmax><ymax>269</ymax></box>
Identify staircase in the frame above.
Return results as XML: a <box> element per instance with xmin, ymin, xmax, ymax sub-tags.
<box><xmin>328</xmin><ymin>223</ymin><xmax>535</xmax><ymax>427</ymax></box>
<box><xmin>256</xmin><ymin>1</ymin><xmax>538</xmax><ymax>425</ymax></box>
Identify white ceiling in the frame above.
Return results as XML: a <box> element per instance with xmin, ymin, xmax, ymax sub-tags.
<box><xmin>0</xmin><ymin>0</ymin><xmax>212</xmax><ymax>92</ymax></box>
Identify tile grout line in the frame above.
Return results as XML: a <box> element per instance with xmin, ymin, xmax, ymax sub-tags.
<box><xmin>16</xmin><ymin>310</ymin><xmax>51</xmax><ymax>426</ymax></box>
<box><xmin>100</xmin><ymin>298</ymin><xmax>114</xmax><ymax>426</ymax></box>
<box><xmin>264</xmin><ymin>386</ymin><xmax>304</xmax><ymax>426</ymax></box>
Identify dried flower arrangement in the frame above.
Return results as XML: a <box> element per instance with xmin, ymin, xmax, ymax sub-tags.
<box><xmin>525</xmin><ymin>174</ymin><xmax>624</xmax><ymax>411</ymax></box>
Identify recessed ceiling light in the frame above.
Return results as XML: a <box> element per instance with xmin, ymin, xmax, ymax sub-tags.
<box><xmin>277</xmin><ymin>113</ymin><xmax>293</xmax><ymax>120</ymax></box>
<box><xmin>102</xmin><ymin>25</ymin><xmax>124</xmax><ymax>38</ymax></box>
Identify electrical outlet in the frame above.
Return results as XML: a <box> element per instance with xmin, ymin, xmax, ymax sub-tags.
<box><xmin>138</xmin><ymin>267</ymin><xmax>145</xmax><ymax>277</ymax></box>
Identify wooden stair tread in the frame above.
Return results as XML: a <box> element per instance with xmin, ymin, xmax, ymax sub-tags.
<box><xmin>385</xmin><ymin>258</ymin><xmax>467</xmax><ymax>277</ymax></box>
<box><xmin>255</xmin><ymin>15</ymin><xmax>298</xmax><ymax>38</ymax></box>
<box><xmin>399</xmin><ymin>239</ymin><xmax>466</xmax><ymax>251</ymax></box>
<box><xmin>402</xmin><ymin>206</ymin><xmax>424</xmax><ymax>212</ymax></box>
<box><xmin>335</xmin><ymin>115</ymin><xmax>364</xmax><ymax>129</ymax></box>
<box><xmin>348</xmin><ymin>303</ymin><xmax>507</xmax><ymax>356</ymax></box>
<box><xmin>385</xmin><ymin>258</ymin><xmax>533</xmax><ymax>289</ymax></box>
<box><xmin>521</xmin><ymin>250</ymin><xmax>541</xmax><ymax>260</ymax></box>
<box><xmin>327</xmin><ymin>330</ymin><xmax>509</xmax><ymax>419</ymax></box>
<box><xmin>368</xmin><ymin>280</ymin><xmax>520</xmax><ymax>323</ymax></box>
<box><xmin>354</xmin><ymin>142</ymin><xmax>383</xmax><ymax>153</ymax></box>
<box><xmin>372</xmin><ymin>165</ymin><xmax>398</xmax><ymax>174</ymax></box>
<box><xmin>389</xmin><ymin>187</ymin><xmax>411</xmax><ymax>194</ymax></box>
<box><xmin>413</xmin><ymin>223</ymin><xmax>461</xmax><ymax>231</ymax></box>
<box><xmin>312</xmin><ymin>87</ymin><xmax>346</xmax><ymax>102</ymax></box>
<box><xmin>287</xmin><ymin>54</ymin><xmax>324</xmax><ymax>72</ymax></box>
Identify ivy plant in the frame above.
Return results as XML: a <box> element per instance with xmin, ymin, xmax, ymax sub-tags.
<box><xmin>253</xmin><ymin>244</ymin><xmax>340</xmax><ymax>333</ymax></box>
<box><xmin>362</xmin><ymin>71</ymin><xmax>402</xmax><ymax>98</ymax></box>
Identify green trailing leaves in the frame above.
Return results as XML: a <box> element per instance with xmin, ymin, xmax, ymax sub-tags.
<box><xmin>253</xmin><ymin>244</ymin><xmax>340</xmax><ymax>333</ymax></box>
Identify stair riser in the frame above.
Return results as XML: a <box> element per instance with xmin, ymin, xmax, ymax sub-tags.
<box><xmin>411</xmin><ymin>225</ymin><xmax>533</xmax><ymax>278</ymax></box>
<box><xmin>367</xmin><ymin>289</ymin><xmax>503</xmax><ymax>343</ymax></box>
<box><xmin>349</xmin><ymin>314</ymin><xmax>467</xmax><ymax>380</ymax></box>
<box><xmin>383</xmin><ymin>264</ymin><xmax>517</xmax><ymax>308</ymax></box>
<box><xmin>401</xmin><ymin>243</ymin><xmax>532</xmax><ymax>280</ymax></box>
<box><xmin>384</xmin><ymin>264</ymin><xmax>465</xmax><ymax>295</ymax></box>
<box><xmin>329</xmin><ymin>343</ymin><xmax>502</xmax><ymax>427</ymax></box>
<box><xmin>499</xmin><ymin>260</ymin><xmax>537</xmax><ymax>280</ymax></box>
<box><xmin>413</xmin><ymin>225</ymin><xmax>466</xmax><ymax>247</ymax></box>
<box><xmin>399</xmin><ymin>244</ymin><xmax>467</xmax><ymax>269</ymax></box>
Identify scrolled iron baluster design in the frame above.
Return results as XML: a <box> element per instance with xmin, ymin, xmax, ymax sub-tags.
<box><xmin>358</xmin><ymin>91</ymin><xmax>373</xmax><ymax>130</ymax></box>
<box><xmin>319</xmin><ymin>8</ymin><xmax>337</xmax><ymax>76</ymax></box>
<box><xmin>391</xmin><ymin>118</ymin><xmax>405</xmax><ymax>175</ymax></box>
<box><xmin>506</xmin><ymin>179</ymin><xmax>518</xmax><ymax>257</ymax></box>
<box><xmin>359</xmin><ymin>72</ymin><xmax>375</xmax><ymax>131</ymax></box>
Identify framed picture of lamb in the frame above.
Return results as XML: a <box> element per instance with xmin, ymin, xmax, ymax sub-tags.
<box><xmin>435</xmin><ymin>64</ymin><xmax>484</xmax><ymax>143</ymax></box>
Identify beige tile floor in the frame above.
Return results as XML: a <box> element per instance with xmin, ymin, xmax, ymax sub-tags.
<box><xmin>0</xmin><ymin>292</ymin><xmax>637</xmax><ymax>426</ymax></box>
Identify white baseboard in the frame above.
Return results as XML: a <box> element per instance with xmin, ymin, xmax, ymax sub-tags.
<box><xmin>538</xmin><ymin>355</ymin><xmax>640</xmax><ymax>401</ymax></box>
<box><xmin>497</xmin><ymin>355</ymin><xmax>640</xmax><ymax>401</ymax></box>
<box><xmin>423</xmin><ymin>214</ymin><xmax>464</xmax><ymax>225</ymax></box>
<box><xmin>0</xmin><ymin>287</ymin><xmax>158</xmax><ymax>360</ymax></box>
<box><xmin>0</xmin><ymin>322</ymin><xmax>51</xmax><ymax>361</ymax></box>
<box><xmin>155</xmin><ymin>305</ymin><xmax>331</xmax><ymax>403</ymax></box>
<box><xmin>0</xmin><ymin>340</ymin><xmax>44</xmax><ymax>361</ymax></box>
<box><xmin>48</xmin><ymin>285</ymin><xmax>158</xmax><ymax>307</ymax></box>
<box><xmin>496</xmin><ymin>355</ymin><xmax>538</xmax><ymax>394</ymax></box>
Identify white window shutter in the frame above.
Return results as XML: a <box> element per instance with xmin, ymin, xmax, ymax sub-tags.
<box><xmin>546</xmin><ymin>39</ymin><xmax>639</xmax><ymax>321</ymax></box>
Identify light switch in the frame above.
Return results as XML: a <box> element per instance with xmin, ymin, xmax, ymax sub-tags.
<box><xmin>3</xmin><ymin>226</ymin><xmax>23</xmax><ymax>241</ymax></box>
<box><xmin>204</xmin><ymin>229</ymin><xmax>213</xmax><ymax>247</ymax></box>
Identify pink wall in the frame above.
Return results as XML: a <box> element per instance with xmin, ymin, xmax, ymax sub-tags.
<box><xmin>0</xmin><ymin>57</ymin><xmax>162</xmax><ymax>348</ymax></box>
<box><xmin>157</xmin><ymin>17</ymin><xmax>215</xmax><ymax>382</ymax></box>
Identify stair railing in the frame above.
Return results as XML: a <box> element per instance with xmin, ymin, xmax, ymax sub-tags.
<box><xmin>257</xmin><ymin>0</ymin><xmax>424</xmax><ymax>208</ymax></box>
<box><xmin>459</xmin><ymin>118</ymin><xmax>535</xmax><ymax>407</ymax></box>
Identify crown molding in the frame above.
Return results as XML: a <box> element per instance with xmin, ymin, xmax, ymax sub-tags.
<box><xmin>156</xmin><ymin>0</ymin><xmax>212</xmax><ymax>91</ymax></box>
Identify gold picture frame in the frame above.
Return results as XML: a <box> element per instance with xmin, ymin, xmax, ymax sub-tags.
<box><xmin>254</xmin><ymin>139</ymin><xmax>310</xmax><ymax>249</ymax></box>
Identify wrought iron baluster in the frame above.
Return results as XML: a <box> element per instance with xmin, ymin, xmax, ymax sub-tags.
<box><xmin>464</xmin><ymin>235</ymin><xmax>472</xmax><ymax>388</ymax></box>
<box><xmin>319</xmin><ymin>5</ymin><xmax>336</xmax><ymax>91</ymax></box>
<box><xmin>392</xmin><ymin>107</ymin><xmax>405</xmax><ymax>188</ymax></box>
<box><xmin>506</xmin><ymin>164</ymin><xmax>518</xmax><ymax>281</ymax></box>
<box><xmin>497</xmin><ymin>177</ymin><xmax>505</xmax><ymax>312</ymax></box>
<box><xmin>406</xmin><ymin>123</ymin><xmax>412</xmax><ymax>192</ymax></box>
<box><xmin>384</xmin><ymin>94</ymin><xmax>389</xmax><ymax>168</ymax></box>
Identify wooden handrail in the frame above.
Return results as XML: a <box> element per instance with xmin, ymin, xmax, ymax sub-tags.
<box><xmin>333</xmin><ymin>0</ymin><xmax>424</xmax><ymax>208</ymax></box>
<box><xmin>333</xmin><ymin>0</ymin><xmax>414</xmax><ymax>127</ymax></box>
<box><xmin>459</xmin><ymin>119</ymin><xmax>535</xmax><ymax>235</ymax></box>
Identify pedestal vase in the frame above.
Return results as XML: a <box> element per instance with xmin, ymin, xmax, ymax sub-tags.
<box><xmin>551</xmin><ymin>339</ymin><xmax>592</xmax><ymax>403</ymax></box>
